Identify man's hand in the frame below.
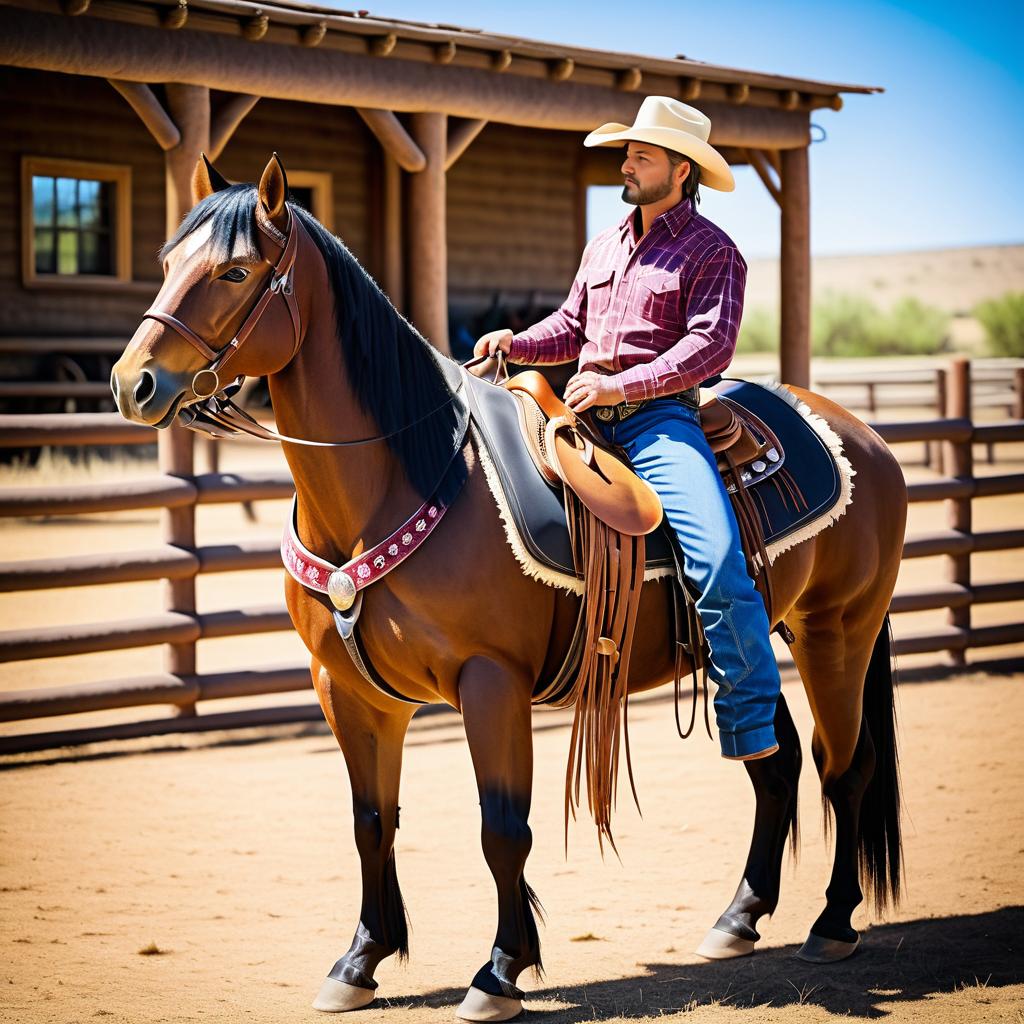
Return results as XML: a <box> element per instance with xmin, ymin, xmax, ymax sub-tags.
<box><xmin>563</xmin><ymin>370</ymin><xmax>625</xmax><ymax>413</ymax></box>
<box><xmin>473</xmin><ymin>329</ymin><xmax>513</xmax><ymax>359</ymax></box>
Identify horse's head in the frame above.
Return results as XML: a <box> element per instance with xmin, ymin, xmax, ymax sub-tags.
<box><xmin>112</xmin><ymin>154</ymin><xmax>304</xmax><ymax>427</ymax></box>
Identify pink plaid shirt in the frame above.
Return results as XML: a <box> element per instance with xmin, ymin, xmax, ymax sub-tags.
<box><xmin>509</xmin><ymin>197</ymin><xmax>747</xmax><ymax>402</ymax></box>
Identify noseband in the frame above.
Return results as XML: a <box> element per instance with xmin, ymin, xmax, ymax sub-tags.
<box><xmin>142</xmin><ymin>205</ymin><xmax>304</xmax><ymax>400</ymax></box>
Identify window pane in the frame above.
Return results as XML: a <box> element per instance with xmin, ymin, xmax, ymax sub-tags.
<box><xmin>32</xmin><ymin>176</ymin><xmax>55</xmax><ymax>226</ymax></box>
<box><xmin>34</xmin><ymin>228</ymin><xmax>56</xmax><ymax>274</ymax></box>
<box><xmin>57</xmin><ymin>229</ymin><xmax>78</xmax><ymax>274</ymax></box>
<box><xmin>79</xmin><ymin>231</ymin><xmax>113</xmax><ymax>275</ymax></box>
<box><xmin>56</xmin><ymin>177</ymin><xmax>78</xmax><ymax>228</ymax></box>
<box><xmin>78</xmin><ymin>179</ymin><xmax>106</xmax><ymax>228</ymax></box>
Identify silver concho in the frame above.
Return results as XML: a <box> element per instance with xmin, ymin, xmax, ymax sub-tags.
<box><xmin>751</xmin><ymin>459</ymin><xmax>767</xmax><ymax>473</ymax></box>
<box><xmin>327</xmin><ymin>570</ymin><xmax>357</xmax><ymax>611</ymax></box>
<box><xmin>766</xmin><ymin>447</ymin><xmax>780</xmax><ymax>463</ymax></box>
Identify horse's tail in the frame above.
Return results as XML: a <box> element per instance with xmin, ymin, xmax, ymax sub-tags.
<box><xmin>858</xmin><ymin>613</ymin><xmax>903</xmax><ymax>912</ymax></box>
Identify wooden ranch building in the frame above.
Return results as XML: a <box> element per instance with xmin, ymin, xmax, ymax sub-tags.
<box><xmin>0</xmin><ymin>0</ymin><xmax>878</xmax><ymax>385</ymax></box>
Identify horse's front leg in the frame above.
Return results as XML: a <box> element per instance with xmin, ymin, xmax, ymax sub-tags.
<box><xmin>310</xmin><ymin>660</ymin><xmax>416</xmax><ymax>1012</ymax></box>
<box><xmin>456</xmin><ymin>656</ymin><xmax>539</xmax><ymax>1023</ymax></box>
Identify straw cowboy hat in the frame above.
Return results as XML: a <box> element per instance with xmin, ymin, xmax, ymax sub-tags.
<box><xmin>584</xmin><ymin>96</ymin><xmax>735</xmax><ymax>192</ymax></box>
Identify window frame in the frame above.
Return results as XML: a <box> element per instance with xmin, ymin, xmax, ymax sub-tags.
<box><xmin>286</xmin><ymin>170</ymin><xmax>334</xmax><ymax>231</ymax></box>
<box><xmin>21</xmin><ymin>156</ymin><xmax>132</xmax><ymax>289</ymax></box>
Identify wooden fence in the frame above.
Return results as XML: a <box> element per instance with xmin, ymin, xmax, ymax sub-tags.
<box><xmin>1</xmin><ymin>357</ymin><xmax>1022</xmax><ymax>754</ymax></box>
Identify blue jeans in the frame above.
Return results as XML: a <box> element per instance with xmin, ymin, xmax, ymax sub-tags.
<box><xmin>596</xmin><ymin>399</ymin><xmax>780</xmax><ymax>758</ymax></box>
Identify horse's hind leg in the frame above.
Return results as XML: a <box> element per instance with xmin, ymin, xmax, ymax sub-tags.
<box><xmin>790</xmin><ymin>608</ymin><xmax>893</xmax><ymax>964</ymax></box>
<box><xmin>310</xmin><ymin>662</ymin><xmax>416</xmax><ymax>1012</ymax></box>
<box><xmin>696</xmin><ymin>694</ymin><xmax>802</xmax><ymax>959</ymax></box>
<box><xmin>456</xmin><ymin>656</ymin><xmax>539</xmax><ymax>1023</ymax></box>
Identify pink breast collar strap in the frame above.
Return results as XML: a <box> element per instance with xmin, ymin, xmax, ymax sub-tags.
<box><xmin>282</xmin><ymin>492</ymin><xmax>452</xmax><ymax>611</ymax></box>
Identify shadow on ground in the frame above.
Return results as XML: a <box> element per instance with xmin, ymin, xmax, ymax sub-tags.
<box><xmin>382</xmin><ymin>907</ymin><xmax>1023</xmax><ymax>1020</ymax></box>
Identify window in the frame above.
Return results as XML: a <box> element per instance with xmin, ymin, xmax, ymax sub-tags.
<box><xmin>21</xmin><ymin>157</ymin><xmax>131</xmax><ymax>286</ymax></box>
<box><xmin>286</xmin><ymin>170</ymin><xmax>333</xmax><ymax>231</ymax></box>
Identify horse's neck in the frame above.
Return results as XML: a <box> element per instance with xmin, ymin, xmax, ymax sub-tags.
<box><xmin>268</xmin><ymin>311</ymin><xmax>415</xmax><ymax>564</ymax></box>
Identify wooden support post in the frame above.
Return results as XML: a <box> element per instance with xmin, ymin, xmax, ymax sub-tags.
<box><xmin>746</xmin><ymin>148</ymin><xmax>781</xmax><ymax>207</ymax></box>
<box><xmin>407</xmin><ymin>112</ymin><xmax>449</xmax><ymax>353</ymax></box>
<box><xmin>944</xmin><ymin>358</ymin><xmax>972</xmax><ymax>666</ymax></box>
<box><xmin>1014</xmin><ymin>367</ymin><xmax>1024</xmax><ymax>420</ymax></box>
<box><xmin>382</xmin><ymin>152</ymin><xmax>403</xmax><ymax>311</ymax></box>
<box><xmin>160</xmin><ymin>83</ymin><xmax>211</xmax><ymax>714</ymax></box>
<box><xmin>779</xmin><ymin>145</ymin><xmax>810</xmax><ymax>388</ymax></box>
<box><xmin>933</xmin><ymin>367</ymin><xmax>947</xmax><ymax>474</ymax></box>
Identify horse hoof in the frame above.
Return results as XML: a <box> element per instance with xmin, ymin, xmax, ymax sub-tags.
<box><xmin>456</xmin><ymin>985</ymin><xmax>523</xmax><ymax>1021</ymax></box>
<box><xmin>312</xmin><ymin>977</ymin><xmax>376</xmax><ymax>1012</ymax></box>
<box><xmin>695</xmin><ymin>926</ymin><xmax>755</xmax><ymax>960</ymax></box>
<box><xmin>796</xmin><ymin>931</ymin><xmax>860</xmax><ymax>964</ymax></box>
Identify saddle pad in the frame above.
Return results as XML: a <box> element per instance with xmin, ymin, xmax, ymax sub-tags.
<box><xmin>711</xmin><ymin>379</ymin><xmax>851</xmax><ymax>562</ymax></box>
<box><xmin>464</xmin><ymin>371</ymin><xmax>852</xmax><ymax>593</ymax></box>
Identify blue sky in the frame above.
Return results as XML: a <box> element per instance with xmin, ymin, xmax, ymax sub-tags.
<box><xmin>323</xmin><ymin>0</ymin><xmax>1023</xmax><ymax>259</ymax></box>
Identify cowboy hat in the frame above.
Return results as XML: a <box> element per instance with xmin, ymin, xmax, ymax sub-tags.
<box><xmin>583</xmin><ymin>96</ymin><xmax>735</xmax><ymax>192</ymax></box>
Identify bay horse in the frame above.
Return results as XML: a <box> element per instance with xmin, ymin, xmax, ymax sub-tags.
<box><xmin>111</xmin><ymin>154</ymin><xmax>907</xmax><ymax>1020</ymax></box>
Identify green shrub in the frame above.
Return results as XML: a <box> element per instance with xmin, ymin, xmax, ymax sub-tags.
<box><xmin>975</xmin><ymin>292</ymin><xmax>1024</xmax><ymax>357</ymax></box>
<box><xmin>811</xmin><ymin>292</ymin><xmax>949</xmax><ymax>357</ymax></box>
<box><xmin>736</xmin><ymin>307</ymin><xmax>778</xmax><ymax>353</ymax></box>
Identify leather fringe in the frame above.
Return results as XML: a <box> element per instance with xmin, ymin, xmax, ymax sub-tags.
<box><xmin>554</xmin><ymin>486</ymin><xmax>645</xmax><ymax>854</ymax></box>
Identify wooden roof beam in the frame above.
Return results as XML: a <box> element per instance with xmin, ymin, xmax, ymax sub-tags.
<box><xmin>209</xmin><ymin>93</ymin><xmax>260</xmax><ymax>161</ymax></box>
<box><xmin>1</xmin><ymin>9</ymin><xmax>812</xmax><ymax>148</ymax></box>
<box><xmin>745</xmin><ymin>147</ymin><xmax>781</xmax><ymax>207</ymax></box>
<box><xmin>445</xmin><ymin>118</ymin><xmax>486</xmax><ymax>171</ymax></box>
<box><xmin>357</xmin><ymin>108</ymin><xmax>426</xmax><ymax>173</ymax></box>
<box><xmin>108</xmin><ymin>79</ymin><xmax>181</xmax><ymax>150</ymax></box>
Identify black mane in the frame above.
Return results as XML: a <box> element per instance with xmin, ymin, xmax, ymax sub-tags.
<box><xmin>163</xmin><ymin>185</ymin><xmax>466</xmax><ymax>504</ymax></box>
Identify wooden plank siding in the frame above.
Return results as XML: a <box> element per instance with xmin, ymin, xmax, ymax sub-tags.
<box><xmin>0</xmin><ymin>68</ymin><xmax>594</xmax><ymax>344</ymax></box>
<box><xmin>447</xmin><ymin>122</ymin><xmax>582</xmax><ymax>314</ymax></box>
<box><xmin>0</xmin><ymin>66</ymin><xmax>164</xmax><ymax>336</ymax></box>
<box><xmin>215</xmin><ymin>98</ymin><xmax>375</xmax><ymax>275</ymax></box>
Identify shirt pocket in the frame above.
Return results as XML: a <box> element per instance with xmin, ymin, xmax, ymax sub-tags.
<box><xmin>638</xmin><ymin>271</ymin><xmax>684</xmax><ymax>329</ymax></box>
<box><xmin>585</xmin><ymin>269</ymin><xmax>615</xmax><ymax>321</ymax></box>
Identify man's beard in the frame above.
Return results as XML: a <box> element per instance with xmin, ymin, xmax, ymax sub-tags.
<box><xmin>621</xmin><ymin>172</ymin><xmax>675</xmax><ymax>206</ymax></box>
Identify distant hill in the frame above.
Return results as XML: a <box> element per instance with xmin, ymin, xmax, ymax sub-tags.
<box><xmin>745</xmin><ymin>243</ymin><xmax>1024</xmax><ymax>350</ymax></box>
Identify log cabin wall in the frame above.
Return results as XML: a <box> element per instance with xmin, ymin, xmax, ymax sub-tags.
<box><xmin>0</xmin><ymin>66</ymin><xmax>165</xmax><ymax>336</ymax></box>
<box><xmin>215</xmin><ymin>98</ymin><xmax>374</xmax><ymax>272</ymax></box>
<box><xmin>446</xmin><ymin>122</ymin><xmax>582</xmax><ymax>322</ymax></box>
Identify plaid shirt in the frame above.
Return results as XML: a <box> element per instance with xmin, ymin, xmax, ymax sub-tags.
<box><xmin>509</xmin><ymin>197</ymin><xmax>747</xmax><ymax>402</ymax></box>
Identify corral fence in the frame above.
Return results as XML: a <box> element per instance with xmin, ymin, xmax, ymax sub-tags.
<box><xmin>1</xmin><ymin>357</ymin><xmax>1023</xmax><ymax>754</ymax></box>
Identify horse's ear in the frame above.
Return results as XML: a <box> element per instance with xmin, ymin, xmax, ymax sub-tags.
<box><xmin>258</xmin><ymin>153</ymin><xmax>289</xmax><ymax>232</ymax></box>
<box><xmin>191</xmin><ymin>153</ymin><xmax>231</xmax><ymax>205</ymax></box>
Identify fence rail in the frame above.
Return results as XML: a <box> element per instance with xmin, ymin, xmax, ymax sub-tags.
<box><xmin>1</xmin><ymin>357</ymin><xmax>1022</xmax><ymax>753</ymax></box>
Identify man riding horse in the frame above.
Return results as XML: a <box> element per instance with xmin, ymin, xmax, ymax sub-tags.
<box><xmin>475</xmin><ymin>96</ymin><xmax>782</xmax><ymax>763</ymax></box>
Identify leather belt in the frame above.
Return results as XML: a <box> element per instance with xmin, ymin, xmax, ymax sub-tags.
<box><xmin>593</xmin><ymin>385</ymin><xmax>700</xmax><ymax>423</ymax></box>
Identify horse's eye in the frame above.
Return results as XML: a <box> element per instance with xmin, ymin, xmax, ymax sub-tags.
<box><xmin>219</xmin><ymin>267</ymin><xmax>249</xmax><ymax>282</ymax></box>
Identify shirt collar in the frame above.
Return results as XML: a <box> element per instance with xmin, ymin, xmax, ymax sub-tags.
<box><xmin>619</xmin><ymin>196</ymin><xmax>695</xmax><ymax>241</ymax></box>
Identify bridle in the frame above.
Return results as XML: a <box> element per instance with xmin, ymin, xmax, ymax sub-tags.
<box><xmin>142</xmin><ymin>204</ymin><xmax>304</xmax><ymax>402</ymax></box>
<box><xmin>142</xmin><ymin>200</ymin><xmax>502</xmax><ymax>450</ymax></box>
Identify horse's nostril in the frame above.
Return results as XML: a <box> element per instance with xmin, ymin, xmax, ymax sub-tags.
<box><xmin>110</xmin><ymin>370</ymin><xmax>119</xmax><ymax>401</ymax></box>
<box><xmin>134</xmin><ymin>369</ymin><xmax>156</xmax><ymax>406</ymax></box>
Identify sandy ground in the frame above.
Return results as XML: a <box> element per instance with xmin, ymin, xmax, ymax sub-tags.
<box><xmin>2</xmin><ymin>668</ymin><xmax>1023</xmax><ymax>1024</ymax></box>
<box><xmin>1</xmin><ymin>372</ymin><xmax>1023</xmax><ymax>1022</ymax></box>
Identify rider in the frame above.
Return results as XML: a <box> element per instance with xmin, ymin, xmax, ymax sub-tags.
<box><xmin>474</xmin><ymin>96</ymin><xmax>781</xmax><ymax>761</ymax></box>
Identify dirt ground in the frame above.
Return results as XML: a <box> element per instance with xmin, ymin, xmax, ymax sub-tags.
<box><xmin>2</xmin><ymin>668</ymin><xmax>1023</xmax><ymax>1024</ymax></box>
<box><xmin>2</xmin><ymin>374</ymin><xmax>1023</xmax><ymax>1023</ymax></box>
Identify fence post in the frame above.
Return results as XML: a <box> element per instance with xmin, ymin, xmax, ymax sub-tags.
<box><xmin>944</xmin><ymin>358</ymin><xmax>972</xmax><ymax>666</ymax></box>
<box><xmin>1014</xmin><ymin>367</ymin><xmax>1024</xmax><ymax>421</ymax></box>
<box><xmin>931</xmin><ymin>367</ymin><xmax>947</xmax><ymax>474</ymax></box>
<box><xmin>159</xmin><ymin>423</ymin><xmax>198</xmax><ymax>714</ymax></box>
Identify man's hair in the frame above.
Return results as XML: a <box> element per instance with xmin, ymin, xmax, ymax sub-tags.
<box><xmin>666</xmin><ymin>148</ymin><xmax>701</xmax><ymax>204</ymax></box>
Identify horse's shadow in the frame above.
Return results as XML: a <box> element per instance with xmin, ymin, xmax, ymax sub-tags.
<box><xmin>382</xmin><ymin>906</ymin><xmax>1023</xmax><ymax>1020</ymax></box>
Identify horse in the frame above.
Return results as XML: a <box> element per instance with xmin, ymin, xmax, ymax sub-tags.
<box><xmin>111</xmin><ymin>154</ymin><xmax>907</xmax><ymax>1020</ymax></box>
